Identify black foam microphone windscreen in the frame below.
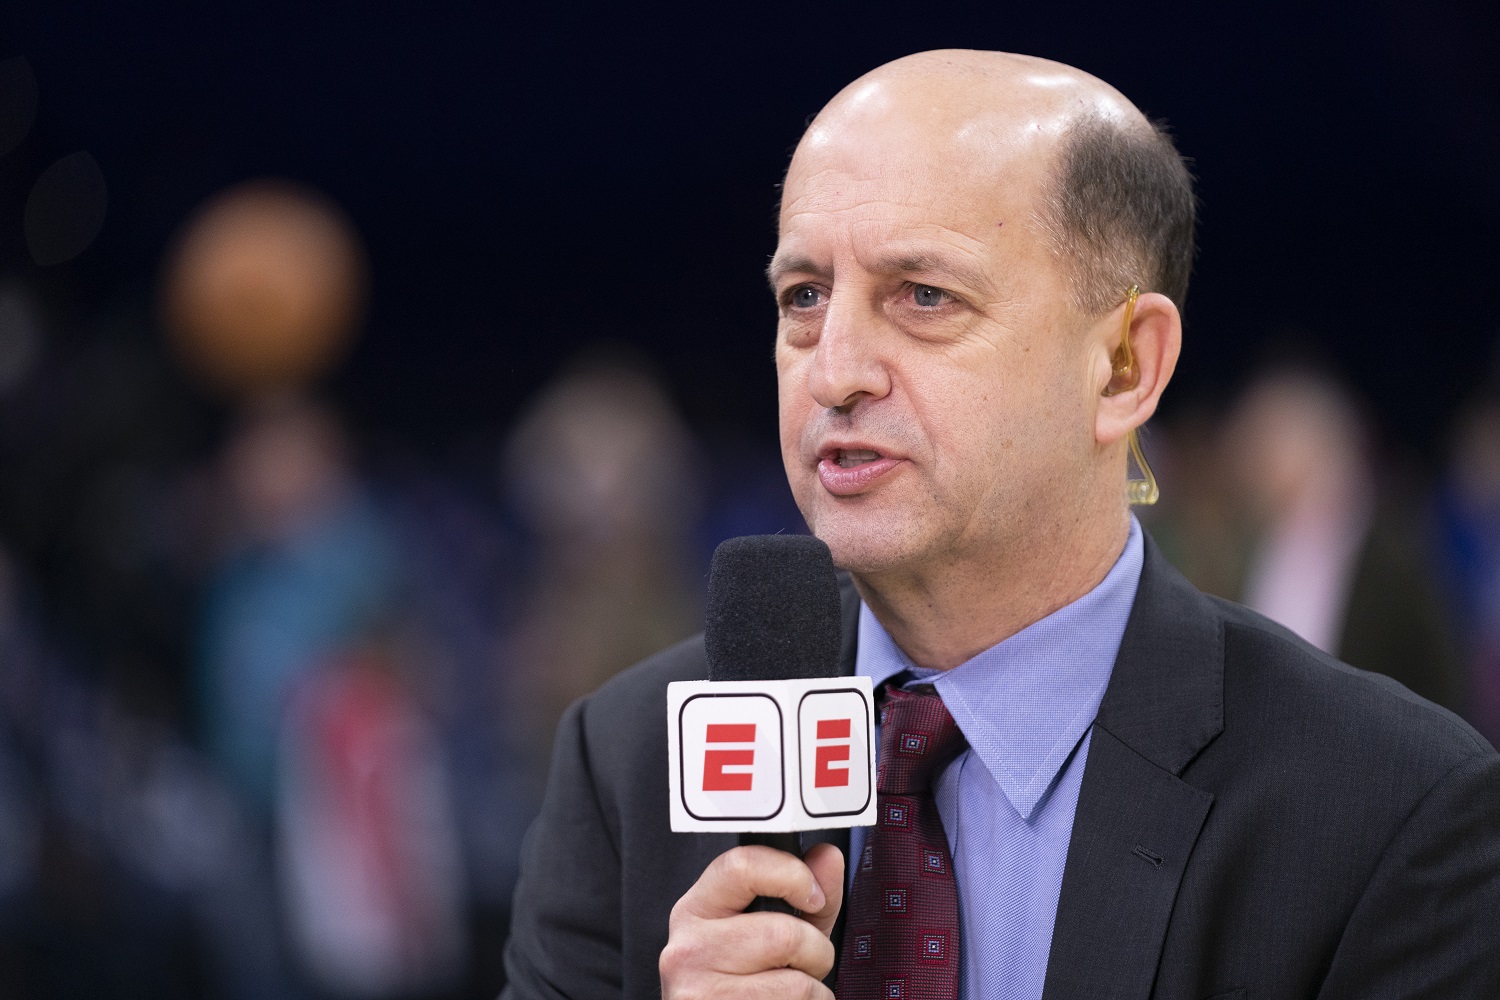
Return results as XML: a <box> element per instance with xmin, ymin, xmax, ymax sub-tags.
<box><xmin>705</xmin><ymin>534</ymin><xmax>843</xmax><ymax>683</ymax></box>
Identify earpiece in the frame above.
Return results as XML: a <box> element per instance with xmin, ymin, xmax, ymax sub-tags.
<box><xmin>1102</xmin><ymin>285</ymin><xmax>1141</xmax><ymax>397</ymax></box>
<box><xmin>1101</xmin><ymin>285</ymin><xmax>1158</xmax><ymax>505</ymax></box>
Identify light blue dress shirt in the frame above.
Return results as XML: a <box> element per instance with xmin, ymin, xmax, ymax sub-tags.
<box><xmin>849</xmin><ymin>518</ymin><xmax>1144</xmax><ymax>1000</ymax></box>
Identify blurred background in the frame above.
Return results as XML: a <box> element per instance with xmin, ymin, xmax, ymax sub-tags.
<box><xmin>0</xmin><ymin>1</ymin><xmax>1497</xmax><ymax>997</ymax></box>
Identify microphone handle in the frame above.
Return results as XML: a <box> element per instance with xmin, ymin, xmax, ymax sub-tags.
<box><xmin>741</xmin><ymin>831</ymin><xmax>804</xmax><ymax>915</ymax></box>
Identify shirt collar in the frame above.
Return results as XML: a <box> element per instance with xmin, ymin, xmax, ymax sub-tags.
<box><xmin>855</xmin><ymin>517</ymin><xmax>1145</xmax><ymax>821</ymax></box>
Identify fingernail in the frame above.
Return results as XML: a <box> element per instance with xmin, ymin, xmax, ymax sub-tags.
<box><xmin>805</xmin><ymin>886</ymin><xmax>826</xmax><ymax>910</ymax></box>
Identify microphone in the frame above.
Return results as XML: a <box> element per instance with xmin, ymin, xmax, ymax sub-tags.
<box><xmin>666</xmin><ymin>535</ymin><xmax>876</xmax><ymax>913</ymax></box>
<box><xmin>706</xmin><ymin>535</ymin><xmax>843</xmax><ymax>913</ymax></box>
<box><xmin>704</xmin><ymin>534</ymin><xmax>844</xmax><ymax>687</ymax></box>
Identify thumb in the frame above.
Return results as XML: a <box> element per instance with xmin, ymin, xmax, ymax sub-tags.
<box><xmin>801</xmin><ymin>842</ymin><xmax>845</xmax><ymax>937</ymax></box>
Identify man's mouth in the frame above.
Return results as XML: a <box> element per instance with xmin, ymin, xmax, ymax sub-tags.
<box><xmin>816</xmin><ymin>446</ymin><xmax>903</xmax><ymax>495</ymax></box>
<box><xmin>834</xmin><ymin>448</ymin><xmax>883</xmax><ymax>468</ymax></box>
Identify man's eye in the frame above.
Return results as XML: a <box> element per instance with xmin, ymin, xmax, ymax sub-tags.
<box><xmin>790</xmin><ymin>286</ymin><xmax>824</xmax><ymax>309</ymax></box>
<box><xmin>912</xmin><ymin>284</ymin><xmax>948</xmax><ymax>308</ymax></box>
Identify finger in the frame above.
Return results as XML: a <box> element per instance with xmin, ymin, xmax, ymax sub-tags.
<box><xmin>662</xmin><ymin>968</ymin><xmax>833</xmax><ymax>1000</ymax></box>
<box><xmin>681</xmin><ymin>910</ymin><xmax>836</xmax><ymax>979</ymax></box>
<box><xmin>675</xmin><ymin>845</ymin><xmax>827</xmax><ymax>922</ymax></box>
<box><xmin>746</xmin><ymin>967</ymin><xmax>835</xmax><ymax>1000</ymax></box>
<box><xmin>800</xmin><ymin>842</ymin><xmax>845</xmax><ymax>937</ymax></box>
<box><xmin>659</xmin><ymin>913</ymin><xmax>834</xmax><ymax>996</ymax></box>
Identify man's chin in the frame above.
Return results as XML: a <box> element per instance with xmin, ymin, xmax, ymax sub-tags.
<box><xmin>809</xmin><ymin>517</ymin><xmax>929</xmax><ymax>577</ymax></box>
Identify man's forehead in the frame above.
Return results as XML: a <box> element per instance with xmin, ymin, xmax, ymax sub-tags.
<box><xmin>774</xmin><ymin>126</ymin><xmax>1041</xmax><ymax>279</ymax></box>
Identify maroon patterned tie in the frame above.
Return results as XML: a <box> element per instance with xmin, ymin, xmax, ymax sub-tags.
<box><xmin>837</xmin><ymin>683</ymin><xmax>967</xmax><ymax>1000</ymax></box>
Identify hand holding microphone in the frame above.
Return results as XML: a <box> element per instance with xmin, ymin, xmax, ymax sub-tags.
<box><xmin>659</xmin><ymin>535</ymin><xmax>873</xmax><ymax>1000</ymax></box>
<box><xmin>660</xmin><ymin>841</ymin><xmax>844</xmax><ymax>1000</ymax></box>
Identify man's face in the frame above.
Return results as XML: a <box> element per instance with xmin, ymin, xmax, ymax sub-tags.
<box><xmin>772</xmin><ymin>82</ymin><xmax>1100</xmax><ymax>577</ymax></box>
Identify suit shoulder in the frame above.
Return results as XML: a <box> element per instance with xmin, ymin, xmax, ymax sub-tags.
<box><xmin>583</xmin><ymin>632</ymin><xmax>707</xmax><ymax>725</ymax></box>
<box><xmin>565</xmin><ymin>634</ymin><xmax>707</xmax><ymax>803</ymax></box>
<box><xmin>1208</xmin><ymin>595</ymin><xmax>1493</xmax><ymax>773</ymax></box>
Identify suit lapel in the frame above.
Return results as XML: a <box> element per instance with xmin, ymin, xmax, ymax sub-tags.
<box><xmin>1042</xmin><ymin>537</ymin><xmax>1225</xmax><ymax>1000</ymax></box>
<box><xmin>1041</xmin><ymin>729</ymin><xmax>1212</xmax><ymax>999</ymax></box>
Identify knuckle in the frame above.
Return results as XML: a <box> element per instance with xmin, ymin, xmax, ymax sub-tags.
<box><xmin>658</xmin><ymin>942</ymin><xmax>680</xmax><ymax>979</ymax></box>
<box><xmin>668</xmin><ymin>893</ymin><xmax>693</xmax><ymax>930</ymax></box>
<box><xmin>770</xmin><ymin>917</ymin><xmax>803</xmax><ymax>964</ymax></box>
<box><xmin>808</xmin><ymin>937</ymin><xmax>835</xmax><ymax>979</ymax></box>
<box><xmin>720</xmin><ymin>846</ymin><xmax>755</xmax><ymax>884</ymax></box>
<box><xmin>659</xmin><ymin>935</ymin><xmax>697</xmax><ymax>979</ymax></box>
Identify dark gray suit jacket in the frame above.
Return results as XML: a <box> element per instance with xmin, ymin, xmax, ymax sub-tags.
<box><xmin>503</xmin><ymin>539</ymin><xmax>1500</xmax><ymax>999</ymax></box>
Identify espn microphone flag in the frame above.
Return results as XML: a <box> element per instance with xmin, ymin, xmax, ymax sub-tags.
<box><xmin>667</xmin><ymin>676</ymin><xmax>877</xmax><ymax>832</ymax></box>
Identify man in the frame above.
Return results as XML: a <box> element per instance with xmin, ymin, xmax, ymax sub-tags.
<box><xmin>1225</xmin><ymin>365</ymin><xmax>1464</xmax><ymax>712</ymax></box>
<box><xmin>503</xmin><ymin>50</ymin><xmax>1500</xmax><ymax>1000</ymax></box>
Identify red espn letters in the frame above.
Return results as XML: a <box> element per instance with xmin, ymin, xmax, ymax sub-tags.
<box><xmin>814</xmin><ymin>718</ymin><xmax>852</xmax><ymax>787</ymax></box>
<box><xmin>699</xmin><ymin>718</ymin><xmax>855</xmax><ymax>792</ymax></box>
<box><xmin>701</xmin><ymin>723</ymin><xmax>756</xmax><ymax>791</ymax></box>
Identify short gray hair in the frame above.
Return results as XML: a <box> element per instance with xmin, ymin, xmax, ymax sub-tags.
<box><xmin>1037</xmin><ymin>114</ymin><xmax>1198</xmax><ymax>316</ymax></box>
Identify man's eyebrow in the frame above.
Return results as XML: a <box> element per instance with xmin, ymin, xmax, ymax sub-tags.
<box><xmin>765</xmin><ymin>253</ymin><xmax>827</xmax><ymax>289</ymax></box>
<box><xmin>875</xmin><ymin>250</ymin><xmax>994</xmax><ymax>294</ymax></box>
<box><xmin>766</xmin><ymin>248</ymin><xmax>996</xmax><ymax>294</ymax></box>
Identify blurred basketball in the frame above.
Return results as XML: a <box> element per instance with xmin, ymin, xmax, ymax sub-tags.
<box><xmin>161</xmin><ymin>180</ymin><xmax>367</xmax><ymax>395</ymax></box>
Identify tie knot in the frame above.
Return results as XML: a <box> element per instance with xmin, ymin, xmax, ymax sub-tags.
<box><xmin>876</xmin><ymin>684</ymin><xmax>967</xmax><ymax>795</ymax></box>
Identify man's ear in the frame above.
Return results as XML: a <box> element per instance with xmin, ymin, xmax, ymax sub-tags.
<box><xmin>1094</xmin><ymin>291</ymin><xmax>1181</xmax><ymax>446</ymax></box>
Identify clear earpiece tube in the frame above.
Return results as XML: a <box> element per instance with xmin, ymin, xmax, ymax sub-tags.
<box><xmin>1126</xmin><ymin>428</ymin><xmax>1158</xmax><ymax>506</ymax></box>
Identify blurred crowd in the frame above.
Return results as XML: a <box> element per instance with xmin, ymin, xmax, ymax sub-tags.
<box><xmin>1141</xmin><ymin>361</ymin><xmax>1493</xmax><ymax>728</ymax></box>
<box><xmin>0</xmin><ymin>180</ymin><xmax>802</xmax><ymax>999</ymax></box>
<box><xmin>1</xmin><ymin>178</ymin><xmax>1498</xmax><ymax>1000</ymax></box>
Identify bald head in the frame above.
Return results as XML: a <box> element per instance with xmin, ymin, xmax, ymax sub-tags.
<box><xmin>783</xmin><ymin>49</ymin><xmax>1195</xmax><ymax>315</ymax></box>
<box><xmin>808</xmin><ymin>50</ymin><xmax>1145</xmax><ymax>143</ymax></box>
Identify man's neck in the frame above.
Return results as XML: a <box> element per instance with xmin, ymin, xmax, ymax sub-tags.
<box><xmin>850</xmin><ymin>509</ymin><xmax>1132</xmax><ymax>670</ymax></box>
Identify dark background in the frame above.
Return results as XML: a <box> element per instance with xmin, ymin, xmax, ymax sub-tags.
<box><xmin>4</xmin><ymin>0</ymin><xmax>1498</xmax><ymax>453</ymax></box>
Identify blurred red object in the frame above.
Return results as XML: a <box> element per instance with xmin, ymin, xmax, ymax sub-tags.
<box><xmin>278</xmin><ymin>656</ymin><xmax>466</xmax><ymax>997</ymax></box>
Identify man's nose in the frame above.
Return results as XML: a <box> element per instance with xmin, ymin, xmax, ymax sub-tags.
<box><xmin>806</xmin><ymin>294</ymin><xmax>891</xmax><ymax>412</ymax></box>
